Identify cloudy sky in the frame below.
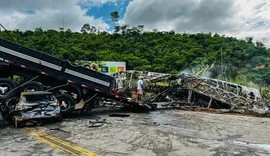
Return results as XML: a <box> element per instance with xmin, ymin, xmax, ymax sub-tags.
<box><xmin>0</xmin><ymin>0</ymin><xmax>269</xmax><ymax>46</ymax></box>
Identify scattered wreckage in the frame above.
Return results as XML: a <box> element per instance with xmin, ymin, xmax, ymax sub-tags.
<box><xmin>0</xmin><ymin>36</ymin><xmax>269</xmax><ymax>128</ymax></box>
<box><xmin>113</xmin><ymin>70</ymin><xmax>269</xmax><ymax>114</ymax></box>
<box><xmin>0</xmin><ymin>38</ymin><xmax>150</xmax><ymax>127</ymax></box>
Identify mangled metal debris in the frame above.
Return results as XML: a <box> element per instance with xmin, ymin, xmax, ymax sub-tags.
<box><xmin>12</xmin><ymin>91</ymin><xmax>61</xmax><ymax>128</ymax></box>
<box><xmin>86</xmin><ymin>118</ymin><xmax>110</xmax><ymax>128</ymax></box>
<box><xmin>178</xmin><ymin>73</ymin><xmax>268</xmax><ymax>114</ymax></box>
<box><xmin>114</xmin><ymin>70</ymin><xmax>269</xmax><ymax>114</ymax></box>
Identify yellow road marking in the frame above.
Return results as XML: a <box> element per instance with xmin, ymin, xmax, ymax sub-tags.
<box><xmin>22</xmin><ymin>129</ymin><xmax>78</xmax><ymax>156</ymax></box>
<box><xmin>27</xmin><ymin>128</ymin><xmax>99</xmax><ymax>156</ymax></box>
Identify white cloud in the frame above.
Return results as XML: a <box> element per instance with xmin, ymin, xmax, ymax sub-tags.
<box><xmin>229</xmin><ymin>0</ymin><xmax>270</xmax><ymax>45</ymax></box>
<box><xmin>124</xmin><ymin>0</ymin><xmax>270</xmax><ymax>47</ymax></box>
<box><xmin>78</xmin><ymin>0</ymin><xmax>121</xmax><ymax>7</ymax></box>
<box><xmin>1</xmin><ymin>0</ymin><xmax>270</xmax><ymax>47</ymax></box>
<box><xmin>0</xmin><ymin>0</ymin><xmax>110</xmax><ymax>31</ymax></box>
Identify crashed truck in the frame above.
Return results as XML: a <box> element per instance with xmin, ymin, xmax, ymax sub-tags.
<box><xmin>0</xmin><ymin>38</ymin><xmax>152</xmax><ymax>122</ymax></box>
<box><xmin>113</xmin><ymin>70</ymin><xmax>269</xmax><ymax>114</ymax></box>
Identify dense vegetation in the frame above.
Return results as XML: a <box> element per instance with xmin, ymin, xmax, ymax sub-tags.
<box><xmin>1</xmin><ymin>25</ymin><xmax>270</xmax><ymax>89</ymax></box>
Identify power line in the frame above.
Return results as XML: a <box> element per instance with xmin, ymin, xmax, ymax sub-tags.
<box><xmin>0</xmin><ymin>23</ymin><xmax>18</xmax><ymax>44</ymax></box>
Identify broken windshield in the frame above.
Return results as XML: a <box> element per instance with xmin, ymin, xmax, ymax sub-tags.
<box><xmin>24</xmin><ymin>94</ymin><xmax>54</xmax><ymax>103</ymax></box>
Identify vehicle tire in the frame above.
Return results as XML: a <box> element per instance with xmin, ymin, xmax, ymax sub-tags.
<box><xmin>0</xmin><ymin>78</ymin><xmax>17</xmax><ymax>100</ymax></box>
<box><xmin>55</xmin><ymin>94</ymin><xmax>75</xmax><ymax>116</ymax></box>
<box><xmin>54</xmin><ymin>84</ymin><xmax>82</xmax><ymax>103</ymax></box>
<box><xmin>20</xmin><ymin>81</ymin><xmax>44</xmax><ymax>92</ymax></box>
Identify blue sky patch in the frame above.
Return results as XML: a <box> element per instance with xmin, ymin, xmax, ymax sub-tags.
<box><xmin>79</xmin><ymin>0</ymin><xmax>131</xmax><ymax>30</ymax></box>
<box><xmin>24</xmin><ymin>10</ymin><xmax>36</xmax><ymax>15</ymax></box>
<box><xmin>253</xmin><ymin>21</ymin><xmax>265</xmax><ymax>29</ymax></box>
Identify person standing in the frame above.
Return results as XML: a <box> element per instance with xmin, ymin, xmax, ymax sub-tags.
<box><xmin>137</xmin><ymin>76</ymin><xmax>144</xmax><ymax>103</ymax></box>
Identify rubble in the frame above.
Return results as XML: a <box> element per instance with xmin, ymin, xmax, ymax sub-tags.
<box><xmin>1</xmin><ymin>70</ymin><xmax>270</xmax><ymax>126</ymax></box>
<box><xmin>86</xmin><ymin>118</ymin><xmax>109</xmax><ymax>128</ymax></box>
<box><xmin>115</xmin><ymin>70</ymin><xmax>270</xmax><ymax>115</ymax></box>
<box><xmin>109</xmin><ymin>114</ymin><xmax>130</xmax><ymax>117</ymax></box>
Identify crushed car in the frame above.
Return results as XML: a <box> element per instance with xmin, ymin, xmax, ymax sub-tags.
<box><xmin>11</xmin><ymin>91</ymin><xmax>61</xmax><ymax>128</ymax></box>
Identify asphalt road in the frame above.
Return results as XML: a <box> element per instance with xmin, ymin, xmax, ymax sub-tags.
<box><xmin>1</xmin><ymin>109</ymin><xmax>270</xmax><ymax>156</ymax></box>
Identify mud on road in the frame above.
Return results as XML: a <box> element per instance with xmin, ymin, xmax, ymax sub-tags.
<box><xmin>1</xmin><ymin>109</ymin><xmax>270</xmax><ymax>156</ymax></box>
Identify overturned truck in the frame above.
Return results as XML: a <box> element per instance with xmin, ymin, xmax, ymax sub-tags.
<box><xmin>116</xmin><ymin>71</ymin><xmax>269</xmax><ymax>114</ymax></box>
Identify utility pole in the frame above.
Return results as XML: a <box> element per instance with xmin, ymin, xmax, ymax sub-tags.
<box><xmin>62</xmin><ymin>16</ymin><xmax>65</xmax><ymax>31</ymax></box>
<box><xmin>220</xmin><ymin>46</ymin><xmax>224</xmax><ymax>80</ymax></box>
<box><xmin>59</xmin><ymin>16</ymin><xmax>65</xmax><ymax>31</ymax></box>
<box><xmin>220</xmin><ymin>44</ymin><xmax>228</xmax><ymax>81</ymax></box>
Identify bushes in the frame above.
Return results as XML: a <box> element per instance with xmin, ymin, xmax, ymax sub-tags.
<box><xmin>1</xmin><ymin>26</ymin><xmax>270</xmax><ymax>88</ymax></box>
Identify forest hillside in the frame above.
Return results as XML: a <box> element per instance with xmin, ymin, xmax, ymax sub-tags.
<box><xmin>1</xmin><ymin>25</ymin><xmax>270</xmax><ymax>89</ymax></box>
